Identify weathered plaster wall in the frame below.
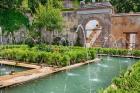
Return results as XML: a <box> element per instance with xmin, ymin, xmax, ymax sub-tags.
<box><xmin>76</xmin><ymin>10</ymin><xmax>111</xmax><ymax>47</ymax></box>
<box><xmin>0</xmin><ymin>27</ymin><xmax>27</xmax><ymax>44</ymax></box>
<box><xmin>111</xmin><ymin>14</ymin><xmax>140</xmax><ymax>49</ymax></box>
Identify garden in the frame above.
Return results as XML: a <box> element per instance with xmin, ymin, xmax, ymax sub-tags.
<box><xmin>0</xmin><ymin>44</ymin><xmax>140</xmax><ymax>93</ymax></box>
<box><xmin>1</xmin><ymin>44</ymin><xmax>140</xmax><ymax>67</ymax></box>
<box><xmin>1</xmin><ymin>0</ymin><xmax>140</xmax><ymax>93</ymax></box>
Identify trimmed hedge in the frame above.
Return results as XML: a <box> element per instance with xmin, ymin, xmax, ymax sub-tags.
<box><xmin>95</xmin><ymin>48</ymin><xmax>140</xmax><ymax>57</ymax></box>
<box><xmin>101</xmin><ymin>61</ymin><xmax>140</xmax><ymax>93</ymax></box>
<box><xmin>0</xmin><ymin>45</ymin><xmax>140</xmax><ymax>67</ymax></box>
<box><xmin>0</xmin><ymin>45</ymin><xmax>96</xmax><ymax>67</ymax></box>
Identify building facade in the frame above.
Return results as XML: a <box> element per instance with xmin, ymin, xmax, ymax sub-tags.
<box><xmin>63</xmin><ymin>1</ymin><xmax>140</xmax><ymax>49</ymax></box>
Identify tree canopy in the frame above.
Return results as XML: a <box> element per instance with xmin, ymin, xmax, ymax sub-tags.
<box><xmin>0</xmin><ymin>0</ymin><xmax>62</xmax><ymax>32</ymax></box>
<box><xmin>0</xmin><ymin>9</ymin><xmax>29</xmax><ymax>33</ymax></box>
<box><xmin>110</xmin><ymin>0</ymin><xmax>140</xmax><ymax>13</ymax></box>
<box><xmin>34</xmin><ymin>1</ymin><xmax>63</xmax><ymax>32</ymax></box>
<box><xmin>0</xmin><ymin>0</ymin><xmax>30</xmax><ymax>33</ymax></box>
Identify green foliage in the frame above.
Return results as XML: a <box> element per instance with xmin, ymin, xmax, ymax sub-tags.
<box><xmin>33</xmin><ymin>2</ymin><xmax>63</xmax><ymax>45</ymax></box>
<box><xmin>47</xmin><ymin>0</ymin><xmax>63</xmax><ymax>9</ymax></box>
<box><xmin>78</xmin><ymin>0</ymin><xmax>140</xmax><ymax>13</ymax></box>
<box><xmin>28</xmin><ymin>0</ymin><xmax>63</xmax><ymax>13</ymax></box>
<box><xmin>102</xmin><ymin>61</ymin><xmax>140</xmax><ymax>93</ymax></box>
<box><xmin>1</xmin><ymin>45</ymin><xmax>140</xmax><ymax>67</ymax></box>
<box><xmin>133</xmin><ymin>50</ymin><xmax>140</xmax><ymax>57</ymax></box>
<box><xmin>0</xmin><ymin>9</ymin><xmax>29</xmax><ymax>33</ymax></box>
<box><xmin>109</xmin><ymin>0</ymin><xmax>140</xmax><ymax>13</ymax></box>
<box><xmin>0</xmin><ymin>45</ymin><xmax>96</xmax><ymax>67</ymax></box>
<box><xmin>21</xmin><ymin>0</ymin><xmax>29</xmax><ymax>11</ymax></box>
<box><xmin>0</xmin><ymin>0</ymin><xmax>23</xmax><ymax>9</ymax></box>
<box><xmin>34</xmin><ymin>3</ymin><xmax>63</xmax><ymax>32</ymax></box>
<box><xmin>95</xmin><ymin>48</ymin><xmax>140</xmax><ymax>56</ymax></box>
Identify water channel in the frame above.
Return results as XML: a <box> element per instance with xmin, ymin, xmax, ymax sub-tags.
<box><xmin>0</xmin><ymin>56</ymin><xmax>139</xmax><ymax>93</ymax></box>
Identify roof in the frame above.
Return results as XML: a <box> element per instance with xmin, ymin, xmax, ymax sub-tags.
<box><xmin>81</xmin><ymin>2</ymin><xmax>112</xmax><ymax>9</ymax></box>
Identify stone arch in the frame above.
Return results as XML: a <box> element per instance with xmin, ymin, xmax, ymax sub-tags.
<box><xmin>78</xmin><ymin>16</ymin><xmax>107</xmax><ymax>47</ymax></box>
<box><xmin>81</xmin><ymin>16</ymin><xmax>105</xmax><ymax>31</ymax></box>
<box><xmin>77</xmin><ymin>14</ymin><xmax>111</xmax><ymax>47</ymax></box>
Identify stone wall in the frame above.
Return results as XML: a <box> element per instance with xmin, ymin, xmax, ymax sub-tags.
<box><xmin>111</xmin><ymin>14</ymin><xmax>140</xmax><ymax>49</ymax></box>
<box><xmin>0</xmin><ymin>27</ymin><xmax>27</xmax><ymax>44</ymax></box>
<box><xmin>1</xmin><ymin>7</ymin><xmax>140</xmax><ymax>49</ymax></box>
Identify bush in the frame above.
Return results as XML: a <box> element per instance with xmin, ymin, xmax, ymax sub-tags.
<box><xmin>95</xmin><ymin>48</ymin><xmax>140</xmax><ymax>56</ymax></box>
<box><xmin>133</xmin><ymin>50</ymin><xmax>140</xmax><ymax>56</ymax></box>
<box><xmin>102</xmin><ymin>61</ymin><xmax>140</xmax><ymax>93</ymax></box>
<box><xmin>1</xmin><ymin>45</ymin><xmax>140</xmax><ymax>67</ymax></box>
<box><xmin>0</xmin><ymin>45</ymin><xmax>96</xmax><ymax>67</ymax></box>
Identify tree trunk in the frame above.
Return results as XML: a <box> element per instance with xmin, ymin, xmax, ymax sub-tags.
<box><xmin>0</xmin><ymin>32</ymin><xmax>3</xmax><ymax>44</ymax></box>
<box><xmin>12</xmin><ymin>32</ymin><xmax>15</xmax><ymax>44</ymax></box>
<box><xmin>49</xmin><ymin>31</ymin><xmax>53</xmax><ymax>45</ymax></box>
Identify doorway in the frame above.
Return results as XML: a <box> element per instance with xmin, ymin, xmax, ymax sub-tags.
<box><xmin>125</xmin><ymin>32</ymin><xmax>137</xmax><ymax>49</ymax></box>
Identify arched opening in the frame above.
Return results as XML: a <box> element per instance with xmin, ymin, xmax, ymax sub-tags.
<box><xmin>85</xmin><ymin>20</ymin><xmax>102</xmax><ymax>47</ymax></box>
<box><xmin>85</xmin><ymin>20</ymin><xmax>100</xmax><ymax>37</ymax></box>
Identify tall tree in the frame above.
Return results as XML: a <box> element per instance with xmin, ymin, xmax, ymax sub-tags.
<box><xmin>34</xmin><ymin>0</ymin><xmax>63</xmax><ymax>44</ymax></box>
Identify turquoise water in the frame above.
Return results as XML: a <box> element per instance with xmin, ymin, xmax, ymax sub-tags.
<box><xmin>0</xmin><ymin>56</ymin><xmax>139</xmax><ymax>93</ymax></box>
<box><xmin>0</xmin><ymin>64</ymin><xmax>29</xmax><ymax>76</ymax></box>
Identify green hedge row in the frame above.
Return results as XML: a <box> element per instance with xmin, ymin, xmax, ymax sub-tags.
<box><xmin>0</xmin><ymin>45</ymin><xmax>28</xmax><ymax>50</ymax></box>
<box><xmin>95</xmin><ymin>48</ymin><xmax>140</xmax><ymax>56</ymax></box>
<box><xmin>0</xmin><ymin>47</ymin><xmax>96</xmax><ymax>67</ymax></box>
<box><xmin>0</xmin><ymin>45</ymin><xmax>140</xmax><ymax>67</ymax></box>
<box><xmin>1</xmin><ymin>45</ymin><xmax>140</xmax><ymax>56</ymax></box>
<box><xmin>101</xmin><ymin>61</ymin><xmax>140</xmax><ymax>93</ymax></box>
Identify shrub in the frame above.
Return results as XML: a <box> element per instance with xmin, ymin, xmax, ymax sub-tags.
<box><xmin>89</xmin><ymin>48</ymin><xmax>96</xmax><ymax>59</ymax></box>
<box><xmin>102</xmin><ymin>61</ymin><xmax>140</xmax><ymax>93</ymax></box>
<box><xmin>133</xmin><ymin>50</ymin><xmax>140</xmax><ymax>56</ymax></box>
<box><xmin>60</xmin><ymin>55</ymin><xmax>70</xmax><ymax>66</ymax></box>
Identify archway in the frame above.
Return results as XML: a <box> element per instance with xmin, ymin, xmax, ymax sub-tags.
<box><xmin>84</xmin><ymin>19</ymin><xmax>102</xmax><ymax>47</ymax></box>
<box><xmin>85</xmin><ymin>20</ymin><xmax>100</xmax><ymax>37</ymax></box>
<box><xmin>77</xmin><ymin>14</ymin><xmax>111</xmax><ymax>47</ymax></box>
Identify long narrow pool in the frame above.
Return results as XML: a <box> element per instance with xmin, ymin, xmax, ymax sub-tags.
<box><xmin>0</xmin><ymin>56</ymin><xmax>139</xmax><ymax>93</ymax></box>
